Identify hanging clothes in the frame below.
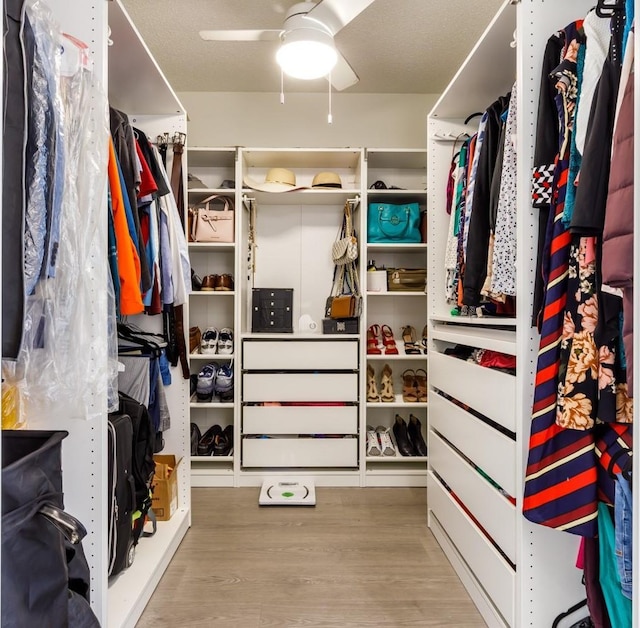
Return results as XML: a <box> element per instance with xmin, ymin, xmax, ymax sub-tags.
<box><xmin>523</xmin><ymin>21</ymin><xmax>600</xmax><ymax>537</ymax></box>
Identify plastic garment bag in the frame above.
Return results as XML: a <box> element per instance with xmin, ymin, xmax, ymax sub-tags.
<box><xmin>18</xmin><ymin>0</ymin><xmax>114</xmax><ymax>420</ymax></box>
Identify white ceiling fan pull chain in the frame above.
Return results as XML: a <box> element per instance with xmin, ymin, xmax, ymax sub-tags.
<box><xmin>280</xmin><ymin>68</ymin><xmax>285</xmax><ymax>104</ymax></box>
<box><xmin>328</xmin><ymin>74</ymin><xmax>333</xmax><ymax>124</ymax></box>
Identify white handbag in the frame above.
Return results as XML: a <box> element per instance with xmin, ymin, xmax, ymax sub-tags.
<box><xmin>190</xmin><ymin>195</ymin><xmax>235</xmax><ymax>243</ymax></box>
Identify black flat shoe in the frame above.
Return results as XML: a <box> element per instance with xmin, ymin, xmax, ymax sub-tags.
<box><xmin>213</xmin><ymin>425</ymin><xmax>234</xmax><ymax>456</ymax></box>
<box><xmin>408</xmin><ymin>414</ymin><xmax>427</xmax><ymax>457</ymax></box>
<box><xmin>393</xmin><ymin>415</ymin><xmax>415</xmax><ymax>456</ymax></box>
<box><xmin>197</xmin><ymin>424</ymin><xmax>221</xmax><ymax>456</ymax></box>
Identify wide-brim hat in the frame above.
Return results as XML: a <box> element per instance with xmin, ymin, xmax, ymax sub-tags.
<box><xmin>312</xmin><ymin>171</ymin><xmax>342</xmax><ymax>189</ymax></box>
<box><xmin>244</xmin><ymin>167</ymin><xmax>308</xmax><ymax>193</ymax></box>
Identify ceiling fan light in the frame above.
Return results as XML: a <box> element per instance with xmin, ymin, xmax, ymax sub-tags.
<box><xmin>276</xmin><ymin>28</ymin><xmax>337</xmax><ymax>80</ymax></box>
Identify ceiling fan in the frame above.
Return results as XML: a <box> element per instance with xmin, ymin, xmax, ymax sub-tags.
<box><xmin>199</xmin><ymin>0</ymin><xmax>376</xmax><ymax>91</ymax></box>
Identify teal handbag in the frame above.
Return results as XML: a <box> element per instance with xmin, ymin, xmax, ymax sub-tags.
<box><xmin>367</xmin><ymin>202</ymin><xmax>421</xmax><ymax>243</ymax></box>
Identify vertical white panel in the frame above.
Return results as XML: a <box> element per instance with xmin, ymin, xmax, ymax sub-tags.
<box><xmin>515</xmin><ymin>2</ymin><xmax>596</xmax><ymax>627</ymax></box>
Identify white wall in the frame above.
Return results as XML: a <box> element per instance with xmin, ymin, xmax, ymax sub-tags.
<box><xmin>179</xmin><ymin>91</ymin><xmax>439</xmax><ymax>148</ymax></box>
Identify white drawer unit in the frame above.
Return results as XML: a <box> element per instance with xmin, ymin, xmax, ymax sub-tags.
<box><xmin>429</xmin><ymin>351</ymin><xmax>516</xmax><ymax>433</ymax></box>
<box><xmin>428</xmin><ymin>472</ymin><xmax>515</xmax><ymax>626</ymax></box>
<box><xmin>242</xmin><ymin>339</ymin><xmax>358</xmax><ymax>370</ymax></box>
<box><xmin>242</xmin><ymin>372</ymin><xmax>358</xmax><ymax>403</ymax></box>
<box><xmin>429</xmin><ymin>393</ymin><xmax>516</xmax><ymax>497</ymax></box>
<box><xmin>429</xmin><ymin>431</ymin><xmax>517</xmax><ymax>564</ymax></box>
<box><xmin>243</xmin><ymin>437</ymin><xmax>358</xmax><ymax>467</ymax></box>
<box><xmin>243</xmin><ymin>405</ymin><xmax>358</xmax><ymax>435</ymax></box>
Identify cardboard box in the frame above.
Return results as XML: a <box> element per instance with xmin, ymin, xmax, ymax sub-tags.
<box><xmin>151</xmin><ymin>454</ymin><xmax>182</xmax><ymax>521</ymax></box>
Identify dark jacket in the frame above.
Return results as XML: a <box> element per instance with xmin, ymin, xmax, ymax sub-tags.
<box><xmin>462</xmin><ymin>93</ymin><xmax>510</xmax><ymax>306</ymax></box>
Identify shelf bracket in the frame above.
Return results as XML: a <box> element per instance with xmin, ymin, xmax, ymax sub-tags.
<box><xmin>242</xmin><ymin>194</ymin><xmax>256</xmax><ymax>211</ymax></box>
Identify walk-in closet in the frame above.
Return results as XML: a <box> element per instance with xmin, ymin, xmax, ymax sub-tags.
<box><xmin>1</xmin><ymin>0</ymin><xmax>637</xmax><ymax>627</ymax></box>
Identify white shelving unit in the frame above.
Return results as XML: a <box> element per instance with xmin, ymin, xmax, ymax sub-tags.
<box><xmin>427</xmin><ymin>1</ymin><xmax>597</xmax><ymax>627</ymax></box>
<box><xmin>186</xmin><ymin>146</ymin><xmax>240</xmax><ymax>488</ymax></box>
<box><xmin>26</xmin><ymin>2</ymin><xmax>191</xmax><ymax>626</ymax></box>
<box><xmin>363</xmin><ymin>148</ymin><xmax>429</xmax><ymax>487</ymax></box>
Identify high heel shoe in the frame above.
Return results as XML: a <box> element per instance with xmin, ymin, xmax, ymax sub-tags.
<box><xmin>408</xmin><ymin>415</ymin><xmax>427</xmax><ymax>456</ymax></box>
<box><xmin>401</xmin><ymin>369</ymin><xmax>418</xmax><ymax>403</ymax></box>
<box><xmin>381</xmin><ymin>325</ymin><xmax>399</xmax><ymax>355</ymax></box>
<box><xmin>380</xmin><ymin>364</ymin><xmax>395</xmax><ymax>402</ymax></box>
<box><xmin>421</xmin><ymin>325</ymin><xmax>428</xmax><ymax>354</ymax></box>
<box><xmin>415</xmin><ymin>368</ymin><xmax>428</xmax><ymax>402</ymax></box>
<box><xmin>367</xmin><ymin>364</ymin><xmax>380</xmax><ymax>402</ymax></box>
<box><xmin>367</xmin><ymin>324</ymin><xmax>382</xmax><ymax>355</ymax></box>
<box><xmin>401</xmin><ymin>325</ymin><xmax>421</xmax><ymax>355</ymax></box>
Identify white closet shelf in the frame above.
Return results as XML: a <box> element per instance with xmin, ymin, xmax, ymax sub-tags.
<box><xmin>366</xmin><ymin>454</ymin><xmax>428</xmax><ymax>463</ymax></box>
<box><xmin>367</xmin><ymin>190</ymin><xmax>427</xmax><ymax>202</ymax></box>
<box><xmin>367</xmin><ymin>291</ymin><xmax>426</xmax><ymax>297</ymax></box>
<box><xmin>189</xmin><ymin>401</ymin><xmax>235</xmax><ymax>409</ymax></box>
<box><xmin>431</xmin><ymin>323</ymin><xmax>516</xmax><ymax>354</ymax></box>
<box><xmin>241</xmin><ymin>188</ymin><xmax>362</xmax><ymax>206</ymax></box>
<box><xmin>188</xmin><ymin>242</ymin><xmax>236</xmax><ymax>252</ymax></box>
<box><xmin>187</xmin><ymin>147</ymin><xmax>236</xmax><ymax>168</ymax></box>
<box><xmin>189</xmin><ymin>291</ymin><xmax>235</xmax><ymax>297</ymax></box>
<box><xmin>366</xmin><ymin>243</ymin><xmax>428</xmax><ymax>251</ymax></box>
<box><xmin>242</xmin><ymin>148</ymin><xmax>362</xmax><ymax>169</ymax></box>
<box><xmin>189</xmin><ymin>353</ymin><xmax>235</xmax><ymax>361</ymax></box>
<box><xmin>190</xmin><ymin>455</ymin><xmax>234</xmax><ymax>462</ymax></box>
<box><xmin>365</xmin><ymin>149</ymin><xmax>427</xmax><ymax>170</ymax></box>
<box><xmin>366</xmin><ymin>396</ymin><xmax>428</xmax><ymax>408</ymax></box>
<box><xmin>241</xmin><ymin>332</ymin><xmax>360</xmax><ymax>340</ymax></box>
<box><xmin>107</xmin><ymin>508</ymin><xmax>189</xmax><ymax>628</ymax></box>
<box><xmin>366</xmin><ymin>352</ymin><xmax>428</xmax><ymax>361</ymax></box>
<box><xmin>430</xmin><ymin>314</ymin><xmax>517</xmax><ymax>328</ymax></box>
<box><xmin>188</xmin><ymin>188</ymin><xmax>237</xmax><ymax>202</ymax></box>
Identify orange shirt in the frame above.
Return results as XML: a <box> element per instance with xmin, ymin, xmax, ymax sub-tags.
<box><xmin>108</xmin><ymin>138</ymin><xmax>144</xmax><ymax>315</ymax></box>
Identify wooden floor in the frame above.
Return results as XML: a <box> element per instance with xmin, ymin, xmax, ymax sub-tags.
<box><xmin>136</xmin><ymin>487</ymin><xmax>486</xmax><ymax>627</ymax></box>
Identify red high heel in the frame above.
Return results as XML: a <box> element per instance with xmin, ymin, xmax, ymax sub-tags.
<box><xmin>367</xmin><ymin>325</ymin><xmax>382</xmax><ymax>355</ymax></box>
<box><xmin>381</xmin><ymin>325</ymin><xmax>399</xmax><ymax>355</ymax></box>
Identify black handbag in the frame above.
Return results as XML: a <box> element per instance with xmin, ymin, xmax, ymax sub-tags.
<box><xmin>2</xmin><ymin>430</ymin><xmax>99</xmax><ymax>628</ymax></box>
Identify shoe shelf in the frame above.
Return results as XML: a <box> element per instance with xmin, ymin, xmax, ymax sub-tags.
<box><xmin>189</xmin><ymin>291</ymin><xmax>236</xmax><ymax>297</ymax></box>
<box><xmin>431</xmin><ymin>323</ymin><xmax>516</xmax><ymax>355</ymax></box>
<box><xmin>430</xmin><ymin>314</ymin><xmax>517</xmax><ymax>328</ymax></box>
<box><xmin>189</xmin><ymin>352</ymin><xmax>235</xmax><ymax>361</ymax></box>
<box><xmin>240</xmin><ymin>332</ymin><xmax>360</xmax><ymax>340</ymax></box>
<box><xmin>366</xmin><ymin>454</ymin><xmax>428</xmax><ymax>462</ymax></box>
<box><xmin>190</xmin><ymin>401</ymin><xmax>234</xmax><ymax>409</ymax></box>
<box><xmin>366</xmin><ymin>352</ymin><xmax>427</xmax><ymax>361</ymax></box>
<box><xmin>190</xmin><ymin>455</ymin><xmax>233</xmax><ymax>462</ymax></box>
<box><xmin>366</xmin><ymin>396</ymin><xmax>428</xmax><ymax>408</ymax></box>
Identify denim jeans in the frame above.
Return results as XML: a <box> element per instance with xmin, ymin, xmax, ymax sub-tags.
<box><xmin>614</xmin><ymin>473</ymin><xmax>633</xmax><ymax>600</ymax></box>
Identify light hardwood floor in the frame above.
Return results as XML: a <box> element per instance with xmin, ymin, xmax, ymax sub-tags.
<box><xmin>136</xmin><ymin>487</ymin><xmax>486</xmax><ymax>627</ymax></box>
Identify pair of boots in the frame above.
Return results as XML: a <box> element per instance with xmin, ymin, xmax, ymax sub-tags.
<box><xmin>393</xmin><ymin>415</ymin><xmax>427</xmax><ymax>457</ymax></box>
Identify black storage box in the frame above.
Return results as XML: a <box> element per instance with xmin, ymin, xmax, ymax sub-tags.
<box><xmin>252</xmin><ymin>288</ymin><xmax>293</xmax><ymax>333</ymax></box>
<box><xmin>322</xmin><ymin>318</ymin><xmax>360</xmax><ymax>334</ymax></box>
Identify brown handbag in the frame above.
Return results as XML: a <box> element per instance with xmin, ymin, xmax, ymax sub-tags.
<box><xmin>190</xmin><ymin>195</ymin><xmax>235</xmax><ymax>243</ymax></box>
<box><xmin>329</xmin><ymin>295</ymin><xmax>356</xmax><ymax>319</ymax></box>
<box><xmin>387</xmin><ymin>268</ymin><xmax>426</xmax><ymax>292</ymax></box>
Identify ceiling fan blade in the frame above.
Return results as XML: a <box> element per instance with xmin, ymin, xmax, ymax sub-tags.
<box><xmin>328</xmin><ymin>52</ymin><xmax>359</xmax><ymax>91</ymax></box>
<box><xmin>199</xmin><ymin>29</ymin><xmax>282</xmax><ymax>42</ymax></box>
<box><xmin>305</xmin><ymin>0</ymin><xmax>375</xmax><ymax>36</ymax></box>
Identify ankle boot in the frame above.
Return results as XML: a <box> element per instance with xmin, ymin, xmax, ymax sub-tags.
<box><xmin>393</xmin><ymin>415</ymin><xmax>415</xmax><ymax>456</ymax></box>
<box><xmin>408</xmin><ymin>414</ymin><xmax>427</xmax><ymax>457</ymax></box>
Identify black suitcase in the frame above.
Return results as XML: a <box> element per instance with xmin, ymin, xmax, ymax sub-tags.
<box><xmin>107</xmin><ymin>413</ymin><xmax>135</xmax><ymax>577</ymax></box>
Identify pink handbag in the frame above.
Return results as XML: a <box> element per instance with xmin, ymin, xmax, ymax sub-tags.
<box><xmin>190</xmin><ymin>195</ymin><xmax>234</xmax><ymax>243</ymax></box>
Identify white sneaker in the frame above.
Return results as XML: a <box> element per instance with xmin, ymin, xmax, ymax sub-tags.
<box><xmin>376</xmin><ymin>426</ymin><xmax>396</xmax><ymax>457</ymax></box>
<box><xmin>218</xmin><ymin>328</ymin><xmax>233</xmax><ymax>355</ymax></box>
<box><xmin>366</xmin><ymin>425</ymin><xmax>381</xmax><ymax>456</ymax></box>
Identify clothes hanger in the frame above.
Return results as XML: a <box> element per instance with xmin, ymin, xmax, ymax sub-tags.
<box><xmin>464</xmin><ymin>112</ymin><xmax>483</xmax><ymax>125</ymax></box>
<box><xmin>595</xmin><ymin>0</ymin><xmax>624</xmax><ymax>18</ymax></box>
<box><xmin>551</xmin><ymin>598</ymin><xmax>592</xmax><ymax>628</ymax></box>
<box><xmin>117</xmin><ymin>323</ymin><xmax>164</xmax><ymax>357</ymax></box>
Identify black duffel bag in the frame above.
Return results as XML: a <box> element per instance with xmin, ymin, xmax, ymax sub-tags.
<box><xmin>2</xmin><ymin>430</ymin><xmax>100</xmax><ymax>628</ymax></box>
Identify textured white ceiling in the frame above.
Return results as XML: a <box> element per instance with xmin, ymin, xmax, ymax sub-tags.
<box><xmin>121</xmin><ymin>0</ymin><xmax>504</xmax><ymax>94</ymax></box>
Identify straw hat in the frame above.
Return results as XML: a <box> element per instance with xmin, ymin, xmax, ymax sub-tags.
<box><xmin>311</xmin><ymin>171</ymin><xmax>342</xmax><ymax>189</ymax></box>
<box><xmin>243</xmin><ymin>167</ymin><xmax>307</xmax><ymax>193</ymax></box>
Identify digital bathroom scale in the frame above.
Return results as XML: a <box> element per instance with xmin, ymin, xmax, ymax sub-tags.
<box><xmin>258</xmin><ymin>477</ymin><xmax>316</xmax><ymax>506</ymax></box>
